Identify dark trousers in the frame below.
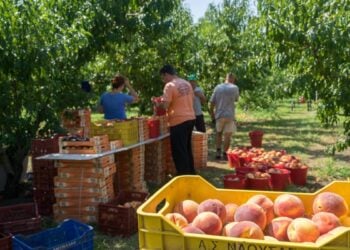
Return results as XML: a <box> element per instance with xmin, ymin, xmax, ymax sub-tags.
<box><xmin>194</xmin><ymin>114</ymin><xmax>206</xmax><ymax>133</ymax></box>
<box><xmin>170</xmin><ymin>119</ymin><xmax>196</xmax><ymax>175</ymax></box>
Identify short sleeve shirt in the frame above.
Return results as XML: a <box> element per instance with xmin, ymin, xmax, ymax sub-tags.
<box><xmin>100</xmin><ymin>92</ymin><xmax>134</xmax><ymax>120</ymax></box>
<box><xmin>163</xmin><ymin>78</ymin><xmax>195</xmax><ymax>127</ymax></box>
<box><xmin>193</xmin><ymin>86</ymin><xmax>204</xmax><ymax>116</ymax></box>
<box><xmin>210</xmin><ymin>83</ymin><xmax>239</xmax><ymax>120</ymax></box>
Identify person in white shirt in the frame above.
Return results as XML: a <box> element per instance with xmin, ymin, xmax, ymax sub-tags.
<box><xmin>209</xmin><ymin>73</ymin><xmax>239</xmax><ymax>160</ymax></box>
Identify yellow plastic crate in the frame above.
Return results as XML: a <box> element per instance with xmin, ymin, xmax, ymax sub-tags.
<box><xmin>137</xmin><ymin>175</ymin><xmax>350</xmax><ymax>250</ymax></box>
<box><xmin>90</xmin><ymin>119</ymin><xmax>139</xmax><ymax>146</ymax></box>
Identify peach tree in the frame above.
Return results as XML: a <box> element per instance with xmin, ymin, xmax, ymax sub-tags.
<box><xmin>0</xmin><ymin>0</ymin><xmax>180</xmax><ymax>197</ymax></box>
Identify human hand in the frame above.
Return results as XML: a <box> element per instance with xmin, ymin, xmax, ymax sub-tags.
<box><xmin>124</xmin><ymin>78</ymin><xmax>131</xmax><ymax>86</ymax></box>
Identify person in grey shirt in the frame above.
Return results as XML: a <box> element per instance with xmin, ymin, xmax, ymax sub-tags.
<box><xmin>188</xmin><ymin>74</ymin><xmax>207</xmax><ymax>132</ymax></box>
<box><xmin>209</xmin><ymin>73</ymin><xmax>239</xmax><ymax>160</ymax></box>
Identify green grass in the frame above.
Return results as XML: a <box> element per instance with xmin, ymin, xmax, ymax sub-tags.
<box><xmin>90</xmin><ymin>99</ymin><xmax>349</xmax><ymax>249</ymax></box>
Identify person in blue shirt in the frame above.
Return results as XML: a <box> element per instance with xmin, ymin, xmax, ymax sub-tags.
<box><xmin>98</xmin><ymin>74</ymin><xmax>139</xmax><ymax>120</ymax></box>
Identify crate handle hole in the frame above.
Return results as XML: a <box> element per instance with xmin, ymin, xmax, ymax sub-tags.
<box><xmin>155</xmin><ymin>198</ymin><xmax>166</xmax><ymax>213</ymax></box>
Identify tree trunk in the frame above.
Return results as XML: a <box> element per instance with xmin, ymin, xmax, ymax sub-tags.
<box><xmin>3</xmin><ymin>146</ymin><xmax>28</xmax><ymax>199</ymax></box>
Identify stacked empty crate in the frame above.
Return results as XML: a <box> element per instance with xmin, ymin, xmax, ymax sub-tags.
<box><xmin>53</xmin><ymin>135</ymin><xmax>115</xmax><ymax>223</ymax></box>
<box><xmin>31</xmin><ymin>135</ymin><xmax>60</xmax><ymax>216</ymax></box>
<box><xmin>163</xmin><ymin>136</ymin><xmax>177</xmax><ymax>177</ymax></box>
<box><xmin>192</xmin><ymin>131</ymin><xmax>208</xmax><ymax>169</ymax></box>
<box><xmin>61</xmin><ymin>108</ymin><xmax>91</xmax><ymax>137</ymax></box>
<box><xmin>0</xmin><ymin>203</ymin><xmax>41</xmax><ymax>237</ymax></box>
<box><xmin>137</xmin><ymin>117</ymin><xmax>150</xmax><ymax>142</ymax></box>
<box><xmin>91</xmin><ymin>119</ymin><xmax>148</xmax><ymax>193</ymax></box>
<box><xmin>158</xmin><ymin>115</ymin><xmax>169</xmax><ymax>135</ymax></box>
<box><xmin>145</xmin><ymin>139</ymin><xmax>168</xmax><ymax>185</ymax></box>
<box><xmin>114</xmin><ymin>146</ymin><xmax>147</xmax><ymax>194</ymax></box>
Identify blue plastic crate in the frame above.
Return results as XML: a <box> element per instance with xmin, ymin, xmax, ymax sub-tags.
<box><xmin>12</xmin><ymin>219</ymin><xmax>93</xmax><ymax>250</ymax></box>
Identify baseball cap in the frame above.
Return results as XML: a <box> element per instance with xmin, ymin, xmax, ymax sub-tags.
<box><xmin>187</xmin><ymin>74</ymin><xmax>197</xmax><ymax>81</ymax></box>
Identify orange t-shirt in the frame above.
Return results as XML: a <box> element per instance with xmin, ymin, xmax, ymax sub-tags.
<box><xmin>163</xmin><ymin>78</ymin><xmax>195</xmax><ymax>127</ymax></box>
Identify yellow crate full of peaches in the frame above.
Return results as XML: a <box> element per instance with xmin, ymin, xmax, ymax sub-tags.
<box><xmin>137</xmin><ymin>175</ymin><xmax>350</xmax><ymax>250</ymax></box>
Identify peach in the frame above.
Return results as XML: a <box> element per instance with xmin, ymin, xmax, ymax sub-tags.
<box><xmin>224</xmin><ymin>203</ymin><xmax>238</xmax><ymax>224</ymax></box>
<box><xmin>287</xmin><ymin>218</ymin><xmax>320</xmax><ymax>243</ymax></box>
<box><xmin>313</xmin><ymin>192</ymin><xmax>348</xmax><ymax>218</ymax></box>
<box><xmin>182</xmin><ymin>224</ymin><xmax>205</xmax><ymax>234</ymax></box>
<box><xmin>222</xmin><ymin>222</ymin><xmax>238</xmax><ymax>236</ymax></box>
<box><xmin>192</xmin><ymin>211</ymin><xmax>223</xmax><ymax>235</ymax></box>
<box><xmin>234</xmin><ymin>203</ymin><xmax>267</xmax><ymax>230</ymax></box>
<box><xmin>225</xmin><ymin>221</ymin><xmax>264</xmax><ymax>240</ymax></box>
<box><xmin>165</xmin><ymin>212</ymin><xmax>188</xmax><ymax>229</ymax></box>
<box><xmin>265</xmin><ymin>216</ymin><xmax>293</xmax><ymax>241</ymax></box>
<box><xmin>247</xmin><ymin>194</ymin><xmax>275</xmax><ymax>224</ymax></box>
<box><xmin>173</xmin><ymin>199</ymin><xmax>199</xmax><ymax>223</ymax></box>
<box><xmin>264</xmin><ymin>236</ymin><xmax>279</xmax><ymax>242</ymax></box>
<box><xmin>198</xmin><ymin>199</ymin><xmax>226</xmax><ymax>223</ymax></box>
<box><xmin>274</xmin><ymin>194</ymin><xmax>305</xmax><ymax>218</ymax></box>
<box><xmin>312</xmin><ymin>212</ymin><xmax>341</xmax><ymax>235</ymax></box>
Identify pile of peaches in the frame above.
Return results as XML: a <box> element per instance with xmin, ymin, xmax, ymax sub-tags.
<box><xmin>227</xmin><ymin>147</ymin><xmax>307</xmax><ymax>170</ymax></box>
<box><xmin>165</xmin><ymin>192</ymin><xmax>350</xmax><ymax>244</ymax></box>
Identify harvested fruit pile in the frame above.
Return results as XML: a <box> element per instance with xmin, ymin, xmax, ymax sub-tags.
<box><xmin>227</xmin><ymin>147</ymin><xmax>307</xmax><ymax>170</ymax></box>
<box><xmin>165</xmin><ymin>191</ymin><xmax>350</xmax><ymax>244</ymax></box>
<box><xmin>225</xmin><ymin>147</ymin><xmax>309</xmax><ymax>190</ymax></box>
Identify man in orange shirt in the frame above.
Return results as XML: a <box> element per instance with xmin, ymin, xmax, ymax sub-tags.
<box><xmin>158</xmin><ymin>65</ymin><xmax>196</xmax><ymax>175</ymax></box>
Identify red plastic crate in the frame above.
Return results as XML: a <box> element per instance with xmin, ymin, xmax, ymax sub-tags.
<box><xmin>33</xmin><ymin>189</ymin><xmax>56</xmax><ymax>216</ymax></box>
<box><xmin>98</xmin><ymin>191</ymin><xmax>148</xmax><ymax>236</ymax></box>
<box><xmin>32</xmin><ymin>159</ymin><xmax>56</xmax><ymax>168</ymax></box>
<box><xmin>0</xmin><ymin>233</ymin><xmax>12</xmax><ymax>250</ymax></box>
<box><xmin>31</xmin><ymin>136</ymin><xmax>60</xmax><ymax>157</ymax></box>
<box><xmin>0</xmin><ymin>203</ymin><xmax>41</xmax><ymax>235</ymax></box>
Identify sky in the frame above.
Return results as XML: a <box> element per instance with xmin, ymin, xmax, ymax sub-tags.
<box><xmin>183</xmin><ymin>0</ymin><xmax>222</xmax><ymax>23</ymax></box>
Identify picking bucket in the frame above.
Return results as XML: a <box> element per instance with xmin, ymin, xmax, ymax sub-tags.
<box><xmin>269</xmin><ymin>168</ymin><xmax>291</xmax><ymax>191</ymax></box>
<box><xmin>227</xmin><ymin>152</ymin><xmax>241</xmax><ymax>168</ymax></box>
<box><xmin>147</xmin><ymin>118</ymin><xmax>160</xmax><ymax>138</ymax></box>
<box><xmin>249</xmin><ymin>130</ymin><xmax>264</xmax><ymax>148</ymax></box>
<box><xmin>154</xmin><ymin>106</ymin><xmax>166</xmax><ymax>116</ymax></box>
<box><xmin>286</xmin><ymin>167</ymin><xmax>308</xmax><ymax>186</ymax></box>
<box><xmin>152</xmin><ymin>97</ymin><xmax>166</xmax><ymax>116</ymax></box>
<box><xmin>246</xmin><ymin>176</ymin><xmax>272</xmax><ymax>191</ymax></box>
<box><xmin>223</xmin><ymin>174</ymin><xmax>246</xmax><ymax>189</ymax></box>
<box><xmin>235</xmin><ymin>167</ymin><xmax>256</xmax><ymax>177</ymax></box>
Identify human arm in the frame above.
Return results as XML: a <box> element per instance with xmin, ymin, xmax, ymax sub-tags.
<box><xmin>195</xmin><ymin>88</ymin><xmax>207</xmax><ymax>105</ymax></box>
<box><xmin>125</xmin><ymin>78</ymin><xmax>139</xmax><ymax>103</ymax></box>
<box><xmin>155</xmin><ymin>82</ymin><xmax>174</xmax><ymax>110</ymax></box>
<box><xmin>152</xmin><ymin>96</ymin><xmax>169</xmax><ymax>110</ymax></box>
